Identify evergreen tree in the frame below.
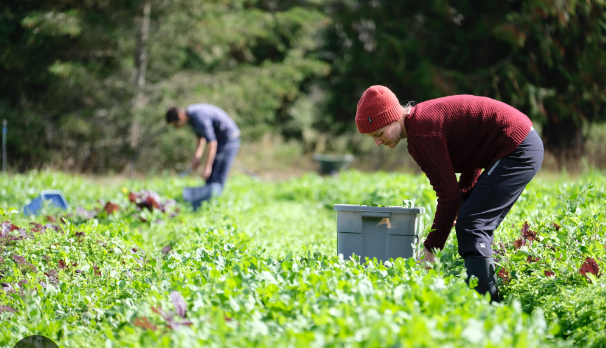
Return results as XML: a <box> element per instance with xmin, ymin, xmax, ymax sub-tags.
<box><xmin>319</xmin><ymin>0</ymin><xmax>606</xmax><ymax>166</ymax></box>
<box><xmin>0</xmin><ymin>0</ymin><xmax>329</xmax><ymax>172</ymax></box>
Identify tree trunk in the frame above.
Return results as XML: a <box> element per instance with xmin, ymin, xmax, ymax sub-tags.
<box><xmin>542</xmin><ymin>117</ymin><xmax>584</xmax><ymax>170</ymax></box>
<box><xmin>128</xmin><ymin>1</ymin><xmax>151</xmax><ymax>177</ymax></box>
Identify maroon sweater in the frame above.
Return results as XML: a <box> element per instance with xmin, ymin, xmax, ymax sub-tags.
<box><xmin>404</xmin><ymin>95</ymin><xmax>532</xmax><ymax>251</ymax></box>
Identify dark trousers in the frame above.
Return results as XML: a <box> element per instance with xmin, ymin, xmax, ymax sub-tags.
<box><xmin>185</xmin><ymin>138</ymin><xmax>240</xmax><ymax>211</ymax></box>
<box><xmin>206</xmin><ymin>138</ymin><xmax>240</xmax><ymax>186</ymax></box>
<box><xmin>456</xmin><ymin>130</ymin><xmax>544</xmax><ymax>259</ymax></box>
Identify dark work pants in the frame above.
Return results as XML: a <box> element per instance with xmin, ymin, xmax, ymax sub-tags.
<box><xmin>456</xmin><ymin>130</ymin><xmax>544</xmax><ymax>259</ymax></box>
<box><xmin>186</xmin><ymin>138</ymin><xmax>240</xmax><ymax>211</ymax></box>
<box><xmin>206</xmin><ymin>138</ymin><xmax>240</xmax><ymax>187</ymax></box>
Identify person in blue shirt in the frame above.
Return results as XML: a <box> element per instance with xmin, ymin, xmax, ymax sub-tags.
<box><xmin>166</xmin><ymin>104</ymin><xmax>240</xmax><ymax>189</ymax></box>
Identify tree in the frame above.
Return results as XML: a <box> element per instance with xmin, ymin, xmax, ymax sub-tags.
<box><xmin>0</xmin><ymin>0</ymin><xmax>329</xmax><ymax>172</ymax></box>
<box><xmin>0</xmin><ymin>0</ymin><xmax>141</xmax><ymax>171</ymax></box>
<box><xmin>319</xmin><ymin>0</ymin><xmax>606</xmax><ymax>167</ymax></box>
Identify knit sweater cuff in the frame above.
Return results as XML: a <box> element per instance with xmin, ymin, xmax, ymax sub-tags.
<box><xmin>423</xmin><ymin>202</ymin><xmax>460</xmax><ymax>251</ymax></box>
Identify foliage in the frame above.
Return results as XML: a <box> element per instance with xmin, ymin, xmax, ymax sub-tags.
<box><xmin>3</xmin><ymin>0</ymin><xmax>606</xmax><ymax>172</ymax></box>
<box><xmin>488</xmin><ymin>182</ymin><xmax>606</xmax><ymax>347</ymax></box>
<box><xmin>0</xmin><ymin>170</ymin><xmax>605</xmax><ymax>346</ymax></box>
<box><xmin>319</xmin><ymin>0</ymin><xmax>606</xmax><ymax>165</ymax></box>
<box><xmin>0</xmin><ymin>0</ymin><xmax>328</xmax><ymax>172</ymax></box>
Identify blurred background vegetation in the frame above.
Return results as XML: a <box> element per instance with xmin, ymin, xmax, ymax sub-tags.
<box><xmin>1</xmin><ymin>0</ymin><xmax>605</xmax><ymax>175</ymax></box>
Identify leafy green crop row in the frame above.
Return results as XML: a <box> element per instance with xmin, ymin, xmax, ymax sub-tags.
<box><xmin>1</xmin><ymin>170</ymin><xmax>605</xmax><ymax>347</ymax></box>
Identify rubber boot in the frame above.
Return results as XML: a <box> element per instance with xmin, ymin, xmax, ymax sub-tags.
<box><xmin>464</xmin><ymin>257</ymin><xmax>499</xmax><ymax>303</ymax></box>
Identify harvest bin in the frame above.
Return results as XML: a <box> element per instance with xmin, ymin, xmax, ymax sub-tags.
<box><xmin>334</xmin><ymin>204</ymin><xmax>425</xmax><ymax>262</ymax></box>
<box><xmin>313</xmin><ymin>154</ymin><xmax>354</xmax><ymax>175</ymax></box>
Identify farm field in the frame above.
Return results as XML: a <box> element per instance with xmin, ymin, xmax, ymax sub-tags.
<box><xmin>1</xmin><ymin>170</ymin><xmax>605</xmax><ymax>347</ymax></box>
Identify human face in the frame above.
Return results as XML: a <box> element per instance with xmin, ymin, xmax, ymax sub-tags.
<box><xmin>170</xmin><ymin>112</ymin><xmax>188</xmax><ymax>128</ymax></box>
<box><xmin>364</xmin><ymin>121</ymin><xmax>403</xmax><ymax>149</ymax></box>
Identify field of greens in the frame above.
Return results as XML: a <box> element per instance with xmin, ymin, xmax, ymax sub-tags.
<box><xmin>1</xmin><ymin>170</ymin><xmax>605</xmax><ymax>347</ymax></box>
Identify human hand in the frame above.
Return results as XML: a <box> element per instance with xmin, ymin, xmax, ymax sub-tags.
<box><xmin>200</xmin><ymin>166</ymin><xmax>212</xmax><ymax>180</ymax></box>
<box><xmin>417</xmin><ymin>247</ymin><xmax>436</xmax><ymax>264</ymax></box>
<box><xmin>191</xmin><ymin>157</ymin><xmax>201</xmax><ymax>170</ymax></box>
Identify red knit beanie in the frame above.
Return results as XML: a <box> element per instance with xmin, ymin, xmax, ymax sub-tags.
<box><xmin>355</xmin><ymin>85</ymin><xmax>404</xmax><ymax>134</ymax></box>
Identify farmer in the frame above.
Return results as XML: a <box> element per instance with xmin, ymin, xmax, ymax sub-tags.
<box><xmin>355</xmin><ymin>86</ymin><xmax>543</xmax><ymax>302</ymax></box>
<box><xmin>166</xmin><ymin>104</ymin><xmax>240</xmax><ymax>199</ymax></box>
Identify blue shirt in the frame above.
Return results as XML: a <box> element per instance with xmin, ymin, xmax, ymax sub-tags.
<box><xmin>186</xmin><ymin>104</ymin><xmax>240</xmax><ymax>144</ymax></box>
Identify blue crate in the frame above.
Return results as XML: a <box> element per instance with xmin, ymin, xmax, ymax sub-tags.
<box><xmin>23</xmin><ymin>190</ymin><xmax>69</xmax><ymax>216</ymax></box>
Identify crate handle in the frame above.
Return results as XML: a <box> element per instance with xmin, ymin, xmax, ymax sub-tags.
<box><xmin>361</xmin><ymin>211</ymin><xmax>390</xmax><ymax>218</ymax></box>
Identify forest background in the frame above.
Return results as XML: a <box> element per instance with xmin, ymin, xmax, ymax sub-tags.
<box><xmin>1</xmin><ymin>0</ymin><xmax>605</xmax><ymax>176</ymax></box>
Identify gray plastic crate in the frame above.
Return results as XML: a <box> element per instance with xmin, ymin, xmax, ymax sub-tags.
<box><xmin>334</xmin><ymin>204</ymin><xmax>425</xmax><ymax>263</ymax></box>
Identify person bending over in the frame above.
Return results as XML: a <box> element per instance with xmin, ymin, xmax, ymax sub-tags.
<box><xmin>166</xmin><ymin>103</ymin><xmax>240</xmax><ymax>189</ymax></box>
<box><xmin>355</xmin><ymin>85</ymin><xmax>543</xmax><ymax>302</ymax></box>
